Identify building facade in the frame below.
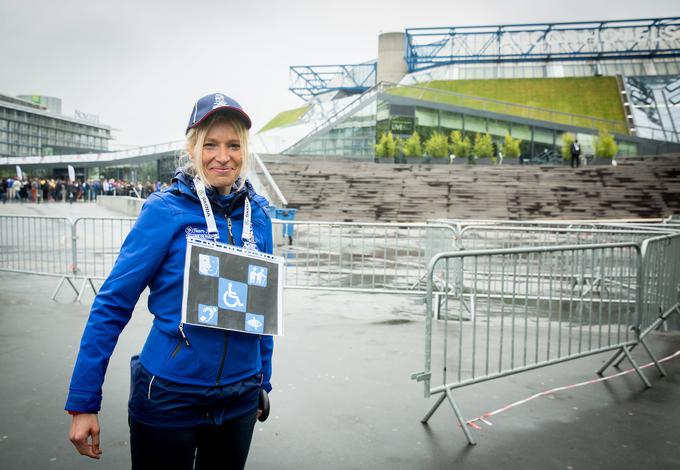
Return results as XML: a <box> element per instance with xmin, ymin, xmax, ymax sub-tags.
<box><xmin>0</xmin><ymin>94</ymin><xmax>112</xmax><ymax>160</ymax></box>
<box><xmin>254</xmin><ymin>17</ymin><xmax>680</xmax><ymax>160</ymax></box>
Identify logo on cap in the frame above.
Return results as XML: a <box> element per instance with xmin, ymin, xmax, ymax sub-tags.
<box><xmin>213</xmin><ymin>94</ymin><xmax>227</xmax><ymax>109</ymax></box>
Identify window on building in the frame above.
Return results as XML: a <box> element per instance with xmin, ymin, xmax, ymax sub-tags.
<box><xmin>464</xmin><ymin>115</ymin><xmax>486</xmax><ymax>133</ymax></box>
<box><xmin>440</xmin><ymin>111</ymin><xmax>463</xmax><ymax>132</ymax></box>
<box><xmin>416</xmin><ymin>107</ymin><xmax>438</xmax><ymax>128</ymax></box>
<box><xmin>488</xmin><ymin>119</ymin><xmax>510</xmax><ymax>138</ymax></box>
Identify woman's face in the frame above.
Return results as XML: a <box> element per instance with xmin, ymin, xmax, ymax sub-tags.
<box><xmin>199</xmin><ymin>120</ymin><xmax>243</xmax><ymax>194</ymax></box>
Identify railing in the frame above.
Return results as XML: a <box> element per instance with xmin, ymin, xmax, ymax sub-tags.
<box><xmin>282</xmin><ymin>83</ymin><xmax>383</xmax><ymax>155</ymax></box>
<box><xmin>0</xmin><ymin>215</ymin><xmax>73</xmax><ymax>277</ymax></box>
<box><xmin>456</xmin><ymin>225</ymin><xmax>668</xmax><ymax>251</ymax></box>
<box><xmin>1</xmin><ymin>214</ymin><xmax>678</xmax><ymax>445</ymax></box>
<box><xmin>595</xmin><ymin>233</ymin><xmax>680</xmax><ymax>376</ymax></box>
<box><xmin>412</xmin><ymin>233</ymin><xmax>680</xmax><ymax>444</ymax></box>
<box><xmin>72</xmin><ymin>217</ymin><xmax>137</xmax><ymax>280</ymax></box>
<box><xmin>0</xmin><ymin>216</ymin><xmax>458</xmax><ymax>297</ymax></box>
<box><xmin>251</xmin><ymin>152</ymin><xmax>288</xmax><ymax>207</ymax></box>
<box><xmin>272</xmin><ymin>221</ymin><xmax>457</xmax><ymax>293</ymax></box>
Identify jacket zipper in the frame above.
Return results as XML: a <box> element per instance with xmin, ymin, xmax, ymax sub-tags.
<box><xmin>171</xmin><ymin>338</ymin><xmax>183</xmax><ymax>358</ymax></box>
<box><xmin>215</xmin><ymin>333</ymin><xmax>229</xmax><ymax>386</ymax></box>
<box><xmin>179</xmin><ymin>323</ymin><xmax>190</xmax><ymax>346</ymax></box>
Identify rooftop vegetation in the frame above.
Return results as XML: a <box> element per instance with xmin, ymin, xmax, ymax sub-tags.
<box><xmin>258</xmin><ymin>105</ymin><xmax>310</xmax><ymax>133</ymax></box>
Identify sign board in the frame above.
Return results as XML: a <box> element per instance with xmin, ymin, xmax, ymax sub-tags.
<box><xmin>67</xmin><ymin>165</ymin><xmax>75</xmax><ymax>182</ymax></box>
<box><xmin>390</xmin><ymin>116</ymin><xmax>414</xmax><ymax>134</ymax></box>
<box><xmin>181</xmin><ymin>238</ymin><xmax>284</xmax><ymax>336</ymax></box>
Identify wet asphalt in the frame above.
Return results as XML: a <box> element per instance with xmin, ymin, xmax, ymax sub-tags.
<box><xmin>1</xmin><ymin>201</ymin><xmax>679</xmax><ymax>469</ymax></box>
<box><xmin>0</xmin><ymin>271</ymin><xmax>679</xmax><ymax>470</ymax></box>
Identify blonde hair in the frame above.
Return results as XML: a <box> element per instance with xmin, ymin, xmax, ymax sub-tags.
<box><xmin>179</xmin><ymin>114</ymin><xmax>249</xmax><ymax>192</ymax></box>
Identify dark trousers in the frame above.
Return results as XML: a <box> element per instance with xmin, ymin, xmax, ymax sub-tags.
<box><xmin>129</xmin><ymin>411</ymin><xmax>257</xmax><ymax>470</ymax></box>
<box><xmin>571</xmin><ymin>154</ymin><xmax>580</xmax><ymax>168</ymax></box>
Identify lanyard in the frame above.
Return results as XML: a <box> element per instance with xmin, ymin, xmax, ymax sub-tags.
<box><xmin>193</xmin><ymin>177</ymin><xmax>256</xmax><ymax>248</ymax></box>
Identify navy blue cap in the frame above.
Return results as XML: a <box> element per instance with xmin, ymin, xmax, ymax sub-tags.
<box><xmin>186</xmin><ymin>93</ymin><xmax>252</xmax><ymax>133</ymax></box>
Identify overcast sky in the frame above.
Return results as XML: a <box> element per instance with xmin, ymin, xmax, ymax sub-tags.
<box><xmin>1</xmin><ymin>0</ymin><xmax>678</xmax><ymax>147</ymax></box>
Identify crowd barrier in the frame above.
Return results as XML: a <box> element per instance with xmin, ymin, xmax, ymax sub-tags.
<box><xmin>456</xmin><ymin>225</ymin><xmax>663</xmax><ymax>251</ymax></box>
<box><xmin>0</xmin><ymin>215</ymin><xmax>73</xmax><ymax>278</ymax></box>
<box><xmin>597</xmin><ymin>232</ymin><xmax>680</xmax><ymax>375</ymax></box>
<box><xmin>412</xmin><ymin>232</ymin><xmax>680</xmax><ymax>445</ymax></box>
<box><xmin>0</xmin><ymin>215</ymin><xmax>137</xmax><ymax>300</ymax></box>
<box><xmin>0</xmin><ymin>216</ymin><xmax>457</xmax><ymax>297</ymax></box>
<box><xmin>2</xmin><ymin>213</ymin><xmax>679</xmax><ymax>445</ymax></box>
<box><xmin>273</xmin><ymin>221</ymin><xmax>456</xmax><ymax>292</ymax></box>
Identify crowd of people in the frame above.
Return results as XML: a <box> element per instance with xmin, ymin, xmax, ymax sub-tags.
<box><xmin>0</xmin><ymin>177</ymin><xmax>169</xmax><ymax>203</ymax></box>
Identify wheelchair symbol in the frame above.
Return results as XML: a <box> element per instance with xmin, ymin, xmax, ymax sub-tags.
<box><xmin>218</xmin><ymin>278</ymin><xmax>247</xmax><ymax>312</ymax></box>
<box><xmin>223</xmin><ymin>283</ymin><xmax>244</xmax><ymax>308</ymax></box>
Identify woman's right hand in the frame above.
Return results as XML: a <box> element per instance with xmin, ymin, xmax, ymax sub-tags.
<box><xmin>69</xmin><ymin>413</ymin><xmax>102</xmax><ymax>459</ymax></box>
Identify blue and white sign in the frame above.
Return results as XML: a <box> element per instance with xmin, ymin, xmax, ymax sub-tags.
<box><xmin>248</xmin><ymin>265</ymin><xmax>268</xmax><ymax>287</ymax></box>
<box><xmin>218</xmin><ymin>278</ymin><xmax>248</xmax><ymax>312</ymax></box>
<box><xmin>245</xmin><ymin>313</ymin><xmax>265</xmax><ymax>333</ymax></box>
<box><xmin>198</xmin><ymin>254</ymin><xmax>219</xmax><ymax>277</ymax></box>
<box><xmin>198</xmin><ymin>304</ymin><xmax>218</xmax><ymax>325</ymax></box>
<box><xmin>182</xmin><ymin>239</ymin><xmax>284</xmax><ymax>336</ymax></box>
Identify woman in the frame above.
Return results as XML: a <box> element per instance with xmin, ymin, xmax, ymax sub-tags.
<box><xmin>66</xmin><ymin>93</ymin><xmax>274</xmax><ymax>470</ymax></box>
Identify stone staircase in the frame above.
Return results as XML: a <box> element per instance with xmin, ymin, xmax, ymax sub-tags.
<box><xmin>260</xmin><ymin>155</ymin><xmax>680</xmax><ymax>222</ymax></box>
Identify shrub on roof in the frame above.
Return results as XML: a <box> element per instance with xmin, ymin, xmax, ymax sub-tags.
<box><xmin>595</xmin><ymin>129</ymin><xmax>619</xmax><ymax>159</ymax></box>
<box><xmin>402</xmin><ymin>132</ymin><xmax>423</xmax><ymax>158</ymax></box>
<box><xmin>449</xmin><ymin>130</ymin><xmax>471</xmax><ymax>160</ymax></box>
<box><xmin>424</xmin><ymin>131</ymin><xmax>449</xmax><ymax>159</ymax></box>
<box><xmin>473</xmin><ymin>133</ymin><xmax>494</xmax><ymax>162</ymax></box>
<box><xmin>501</xmin><ymin>132</ymin><xmax>522</xmax><ymax>159</ymax></box>
<box><xmin>374</xmin><ymin>131</ymin><xmax>398</xmax><ymax>158</ymax></box>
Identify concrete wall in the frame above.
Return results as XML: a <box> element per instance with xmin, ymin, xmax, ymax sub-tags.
<box><xmin>377</xmin><ymin>32</ymin><xmax>407</xmax><ymax>84</ymax></box>
<box><xmin>97</xmin><ymin>195</ymin><xmax>144</xmax><ymax>216</ymax></box>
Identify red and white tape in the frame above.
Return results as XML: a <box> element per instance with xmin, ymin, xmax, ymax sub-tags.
<box><xmin>465</xmin><ymin>348</ymin><xmax>680</xmax><ymax>429</ymax></box>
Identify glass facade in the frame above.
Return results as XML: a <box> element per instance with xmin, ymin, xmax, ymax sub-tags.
<box><xmin>289</xmin><ymin>98</ymin><xmax>377</xmax><ymax>157</ymax></box>
<box><xmin>285</xmin><ymin>93</ymin><xmax>643</xmax><ymax>159</ymax></box>
<box><xmin>0</xmin><ymin>99</ymin><xmax>112</xmax><ymax>159</ymax></box>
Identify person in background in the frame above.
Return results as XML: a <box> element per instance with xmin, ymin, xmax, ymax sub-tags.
<box><xmin>570</xmin><ymin>138</ymin><xmax>581</xmax><ymax>168</ymax></box>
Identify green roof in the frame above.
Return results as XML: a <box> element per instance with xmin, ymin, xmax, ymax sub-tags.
<box><xmin>388</xmin><ymin>77</ymin><xmax>627</xmax><ymax>134</ymax></box>
<box><xmin>258</xmin><ymin>105</ymin><xmax>310</xmax><ymax>133</ymax></box>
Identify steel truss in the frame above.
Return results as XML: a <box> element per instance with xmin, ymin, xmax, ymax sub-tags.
<box><xmin>405</xmin><ymin>17</ymin><xmax>680</xmax><ymax>72</ymax></box>
<box><xmin>289</xmin><ymin>62</ymin><xmax>376</xmax><ymax>100</ymax></box>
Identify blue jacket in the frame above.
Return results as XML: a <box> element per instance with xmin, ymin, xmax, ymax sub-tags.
<box><xmin>66</xmin><ymin>170</ymin><xmax>274</xmax><ymax>413</ymax></box>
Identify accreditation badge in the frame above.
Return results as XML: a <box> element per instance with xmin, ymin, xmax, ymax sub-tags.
<box><xmin>181</xmin><ymin>238</ymin><xmax>284</xmax><ymax>336</ymax></box>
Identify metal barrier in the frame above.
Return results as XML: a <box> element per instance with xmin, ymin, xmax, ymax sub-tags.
<box><xmin>0</xmin><ymin>215</ymin><xmax>458</xmax><ymax>297</ymax></box>
<box><xmin>272</xmin><ymin>220</ymin><xmax>457</xmax><ymax>293</ymax></box>
<box><xmin>410</xmin><ymin>242</ymin><xmax>670</xmax><ymax>445</ymax></box>
<box><xmin>72</xmin><ymin>217</ymin><xmax>136</xmax><ymax>280</ymax></box>
<box><xmin>68</xmin><ymin>217</ymin><xmax>137</xmax><ymax>300</ymax></box>
<box><xmin>1</xmin><ymin>213</ymin><xmax>678</xmax><ymax>445</ymax></box>
<box><xmin>457</xmin><ymin>225</ymin><xmax>664</xmax><ymax>251</ymax></box>
<box><xmin>0</xmin><ymin>214</ymin><xmax>74</xmax><ymax>277</ymax></box>
<box><xmin>597</xmin><ymin>232</ymin><xmax>680</xmax><ymax>376</ymax></box>
<box><xmin>0</xmin><ymin>215</ymin><xmax>136</xmax><ymax>301</ymax></box>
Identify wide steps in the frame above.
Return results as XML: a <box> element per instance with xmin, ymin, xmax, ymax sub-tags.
<box><xmin>260</xmin><ymin>154</ymin><xmax>680</xmax><ymax>222</ymax></box>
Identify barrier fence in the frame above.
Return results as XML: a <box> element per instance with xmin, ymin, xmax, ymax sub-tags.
<box><xmin>0</xmin><ymin>215</ymin><xmax>73</xmax><ymax>277</ymax></box>
<box><xmin>0</xmin><ymin>216</ymin><xmax>458</xmax><ymax>297</ymax></box>
<box><xmin>1</xmin><ymin>213</ymin><xmax>679</xmax><ymax>444</ymax></box>
<box><xmin>596</xmin><ymin>232</ymin><xmax>680</xmax><ymax>376</ymax></box>
<box><xmin>412</xmin><ymin>233</ymin><xmax>680</xmax><ymax>444</ymax></box>
<box><xmin>456</xmin><ymin>225</ymin><xmax>662</xmax><ymax>251</ymax></box>
<box><xmin>72</xmin><ymin>217</ymin><xmax>136</xmax><ymax>280</ymax></box>
<box><xmin>273</xmin><ymin>221</ymin><xmax>456</xmax><ymax>292</ymax></box>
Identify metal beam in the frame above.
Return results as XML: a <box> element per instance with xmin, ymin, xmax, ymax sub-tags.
<box><xmin>289</xmin><ymin>63</ymin><xmax>377</xmax><ymax>100</ymax></box>
<box><xmin>405</xmin><ymin>17</ymin><xmax>680</xmax><ymax>72</ymax></box>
